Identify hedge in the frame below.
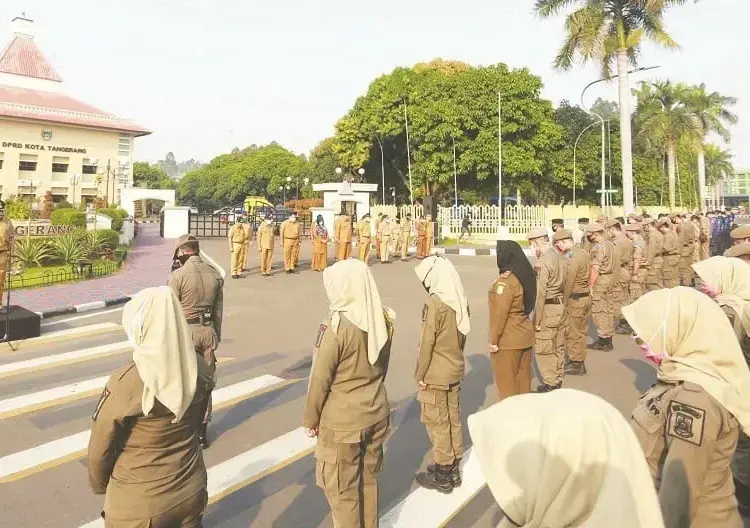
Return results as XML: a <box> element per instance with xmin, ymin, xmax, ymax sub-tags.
<box><xmin>50</xmin><ymin>209</ymin><xmax>86</xmax><ymax>227</ymax></box>
<box><xmin>98</xmin><ymin>207</ymin><xmax>129</xmax><ymax>232</ymax></box>
<box><xmin>96</xmin><ymin>229</ymin><xmax>120</xmax><ymax>250</ymax></box>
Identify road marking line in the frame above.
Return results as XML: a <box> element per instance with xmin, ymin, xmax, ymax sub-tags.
<box><xmin>80</xmin><ymin>427</ymin><xmax>316</xmax><ymax>528</ymax></box>
<box><xmin>0</xmin><ymin>341</ymin><xmax>131</xmax><ymax>380</ymax></box>
<box><xmin>0</xmin><ymin>376</ymin><xmax>109</xmax><ymax>420</ymax></box>
<box><xmin>2</xmin><ymin>322</ymin><xmax>122</xmax><ymax>351</ymax></box>
<box><xmin>0</xmin><ymin>374</ymin><xmax>297</xmax><ymax>482</ymax></box>
<box><xmin>41</xmin><ymin>308</ymin><xmax>124</xmax><ymax>328</ymax></box>
<box><xmin>380</xmin><ymin>448</ymin><xmax>484</xmax><ymax>528</ymax></box>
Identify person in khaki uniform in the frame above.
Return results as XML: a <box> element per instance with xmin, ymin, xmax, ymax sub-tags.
<box><xmin>336</xmin><ymin>213</ymin><xmax>353</xmax><ymax>260</ymax></box>
<box><xmin>730</xmin><ymin>225</ymin><xmax>750</xmax><ymax>246</ymax></box>
<box><xmin>279</xmin><ymin>212</ymin><xmax>301</xmax><ymax>274</ymax></box>
<box><xmin>658</xmin><ymin>217</ymin><xmax>681</xmax><ymax>288</ymax></box>
<box><xmin>424</xmin><ymin>214</ymin><xmax>435</xmax><ymax>257</ymax></box>
<box><xmin>577</xmin><ymin>218</ymin><xmax>592</xmax><ymax>253</ymax></box>
<box><xmin>0</xmin><ymin>201</ymin><xmax>14</xmax><ymax>312</ymax></box>
<box><xmin>527</xmin><ymin>227</ymin><xmax>566</xmax><ymax>392</ymax></box>
<box><xmin>333</xmin><ymin>213</ymin><xmax>342</xmax><ymax>260</ymax></box>
<box><xmin>692</xmin><ymin>215</ymin><xmax>703</xmax><ymax>264</ymax></box>
<box><xmin>415</xmin><ymin>216</ymin><xmax>427</xmax><ymax>258</ymax></box>
<box><xmin>725</xmin><ymin>242</ymin><xmax>750</xmax><ymax>263</ymax></box>
<box><xmin>257</xmin><ymin>213</ymin><xmax>275</xmax><ymax>276</ymax></box>
<box><xmin>311</xmin><ymin>215</ymin><xmax>329</xmax><ymax>272</ymax></box>
<box><xmin>552</xmin><ymin>229</ymin><xmax>591</xmax><ymax>376</ymax></box>
<box><xmin>357</xmin><ymin>214</ymin><xmax>372</xmax><ymax>263</ymax></box>
<box><xmin>587</xmin><ymin>222</ymin><xmax>618</xmax><ymax>351</ymax></box>
<box><xmin>488</xmin><ymin>241</ymin><xmax>536</xmax><ymax>400</ymax></box>
<box><xmin>88</xmin><ymin>287</ymin><xmax>213</xmax><ymax>528</ymax></box>
<box><xmin>390</xmin><ymin>216</ymin><xmax>401</xmax><ymax>254</ymax></box>
<box><xmin>625</xmin><ymin>287</ymin><xmax>750</xmax><ymax>528</ymax></box>
<box><xmin>374</xmin><ymin>214</ymin><xmax>383</xmax><ymax>259</ymax></box>
<box><xmin>645</xmin><ymin>218</ymin><xmax>664</xmax><ymax>292</ymax></box>
<box><xmin>675</xmin><ymin>214</ymin><xmax>697</xmax><ymax>286</ymax></box>
<box><xmin>227</xmin><ymin>218</ymin><xmax>247</xmax><ymax>279</ymax></box>
<box><xmin>399</xmin><ymin>214</ymin><xmax>412</xmax><ymax>260</ymax></box>
<box><xmin>304</xmin><ymin>259</ymin><xmax>395</xmax><ymax>528</ymax></box>
<box><xmin>378</xmin><ymin>216</ymin><xmax>392</xmax><ymax>263</ymax></box>
<box><xmin>241</xmin><ymin>217</ymin><xmax>253</xmax><ymax>272</ymax></box>
<box><xmin>413</xmin><ymin>256</ymin><xmax>470</xmax><ymax>494</ymax></box>
<box><xmin>606</xmin><ymin>219</ymin><xmax>632</xmax><ymax>335</ymax></box>
<box><xmin>168</xmin><ymin>235</ymin><xmax>224</xmax><ymax>447</ymax></box>
<box><xmin>625</xmin><ymin>224</ymin><xmax>647</xmax><ymax>303</ymax></box>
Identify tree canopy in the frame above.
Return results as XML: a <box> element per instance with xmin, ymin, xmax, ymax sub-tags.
<box><xmin>133</xmin><ymin>162</ymin><xmax>175</xmax><ymax>190</ymax></box>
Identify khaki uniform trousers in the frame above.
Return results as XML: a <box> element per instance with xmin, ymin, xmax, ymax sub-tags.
<box><xmin>230</xmin><ymin>242</ymin><xmax>244</xmax><ymax>276</ymax></box>
<box><xmin>104</xmin><ymin>490</ymin><xmax>208</xmax><ymax>528</ymax></box>
<box><xmin>663</xmin><ymin>255</ymin><xmax>680</xmax><ymax>288</ymax></box>
<box><xmin>679</xmin><ymin>252</ymin><xmax>695</xmax><ymax>285</ymax></box>
<box><xmin>418</xmin><ymin>384</ymin><xmax>462</xmax><ymax>466</ymax></box>
<box><xmin>612</xmin><ymin>269</ymin><xmax>629</xmax><ymax>320</ymax></box>
<box><xmin>359</xmin><ymin>238</ymin><xmax>371</xmax><ymax>263</ymax></box>
<box><xmin>190</xmin><ymin>324</ymin><xmax>217</xmax><ymax>424</ymax></box>
<box><xmin>490</xmin><ymin>348</ymin><xmax>532</xmax><ymax>400</ymax></box>
<box><xmin>237</xmin><ymin>242</ymin><xmax>248</xmax><ymax>271</ymax></box>
<box><xmin>701</xmin><ymin>240</ymin><xmax>710</xmax><ymax>261</ymax></box>
<box><xmin>733</xmin><ymin>432</ymin><xmax>750</xmax><ymax>488</ymax></box>
<box><xmin>315</xmin><ymin>417</ymin><xmax>389</xmax><ymax>528</ymax></box>
<box><xmin>283</xmin><ymin>239</ymin><xmax>300</xmax><ymax>271</ymax></box>
<box><xmin>534</xmin><ymin>303</ymin><xmax>565</xmax><ymax>386</ymax></box>
<box><xmin>629</xmin><ymin>269</ymin><xmax>647</xmax><ymax>304</ymax></box>
<box><xmin>591</xmin><ymin>274</ymin><xmax>615</xmax><ymax>338</ymax></box>
<box><xmin>646</xmin><ymin>259</ymin><xmax>663</xmax><ymax>292</ymax></box>
<box><xmin>380</xmin><ymin>236</ymin><xmax>390</xmax><ymax>262</ymax></box>
<box><xmin>334</xmin><ymin>242</ymin><xmax>340</xmax><ymax>261</ymax></box>
<box><xmin>400</xmin><ymin>235</ymin><xmax>410</xmax><ymax>259</ymax></box>
<box><xmin>0</xmin><ymin>252</ymin><xmax>8</xmax><ymax>304</ymax></box>
<box><xmin>425</xmin><ymin>235</ymin><xmax>434</xmax><ymax>256</ymax></box>
<box><xmin>565</xmin><ymin>294</ymin><xmax>592</xmax><ymax>362</ymax></box>
<box><xmin>416</xmin><ymin>236</ymin><xmax>427</xmax><ymax>258</ymax></box>
<box><xmin>337</xmin><ymin>242</ymin><xmax>352</xmax><ymax>261</ymax></box>
<box><xmin>375</xmin><ymin>235</ymin><xmax>381</xmax><ymax>259</ymax></box>
<box><xmin>259</xmin><ymin>249</ymin><xmax>273</xmax><ymax>274</ymax></box>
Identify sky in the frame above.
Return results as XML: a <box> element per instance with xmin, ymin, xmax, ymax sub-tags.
<box><xmin>0</xmin><ymin>0</ymin><xmax>747</xmax><ymax>168</ymax></box>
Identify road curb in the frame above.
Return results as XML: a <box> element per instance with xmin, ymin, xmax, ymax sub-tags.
<box><xmin>349</xmin><ymin>244</ymin><xmax>532</xmax><ymax>258</ymax></box>
<box><xmin>37</xmin><ymin>296</ymin><xmax>133</xmax><ymax>320</ymax></box>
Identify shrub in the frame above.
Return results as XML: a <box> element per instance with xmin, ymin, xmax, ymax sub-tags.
<box><xmin>51</xmin><ymin>232</ymin><xmax>87</xmax><ymax>264</ymax></box>
<box><xmin>98</xmin><ymin>207</ymin><xmax>128</xmax><ymax>232</ymax></box>
<box><xmin>51</xmin><ymin>209</ymin><xmax>86</xmax><ymax>227</ymax></box>
<box><xmin>95</xmin><ymin>229</ymin><xmax>120</xmax><ymax>250</ymax></box>
<box><xmin>6</xmin><ymin>199</ymin><xmax>30</xmax><ymax>220</ymax></box>
<box><xmin>56</xmin><ymin>199</ymin><xmax>73</xmax><ymax>210</ymax></box>
<box><xmin>14</xmin><ymin>238</ymin><xmax>53</xmax><ymax>267</ymax></box>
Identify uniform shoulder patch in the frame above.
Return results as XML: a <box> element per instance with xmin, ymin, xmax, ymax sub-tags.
<box><xmin>92</xmin><ymin>388</ymin><xmax>110</xmax><ymax>422</ymax></box>
<box><xmin>667</xmin><ymin>400</ymin><xmax>706</xmax><ymax>446</ymax></box>
<box><xmin>315</xmin><ymin>324</ymin><xmax>327</xmax><ymax>348</ymax></box>
<box><xmin>422</xmin><ymin>304</ymin><xmax>429</xmax><ymax>322</ymax></box>
<box><xmin>495</xmin><ymin>283</ymin><xmax>505</xmax><ymax>295</ymax></box>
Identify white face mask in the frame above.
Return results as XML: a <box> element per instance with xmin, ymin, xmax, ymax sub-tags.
<box><xmin>291</xmin><ymin>217</ymin><xmax>297</xmax><ymax>222</ymax></box>
<box><xmin>265</xmin><ymin>219</ymin><xmax>272</xmax><ymax>225</ymax></box>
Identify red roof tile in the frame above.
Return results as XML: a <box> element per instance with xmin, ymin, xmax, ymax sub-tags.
<box><xmin>0</xmin><ymin>84</ymin><xmax>151</xmax><ymax>136</ymax></box>
<box><xmin>0</xmin><ymin>35</ymin><xmax>61</xmax><ymax>82</ymax></box>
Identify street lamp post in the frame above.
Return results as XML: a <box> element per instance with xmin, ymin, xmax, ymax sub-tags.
<box><xmin>403</xmin><ymin>100</ymin><xmax>414</xmax><ymax>204</ymax></box>
<box><xmin>374</xmin><ymin>136</ymin><xmax>385</xmax><ymax>204</ymax></box>
<box><xmin>498</xmin><ymin>92</ymin><xmax>503</xmax><ymax>224</ymax></box>
<box><xmin>572</xmin><ymin>121</ymin><xmax>600</xmax><ymax>206</ymax></box>
<box><xmin>358</xmin><ymin>168</ymin><xmax>365</xmax><ymax>181</ymax></box>
<box><xmin>70</xmin><ymin>173</ymin><xmax>80</xmax><ymax>207</ymax></box>
<box><xmin>391</xmin><ymin>187</ymin><xmax>396</xmax><ymax>206</ymax></box>
<box><xmin>452</xmin><ymin>136</ymin><xmax>458</xmax><ymax>208</ymax></box>
<box><xmin>278</xmin><ymin>185</ymin><xmax>284</xmax><ymax>204</ymax></box>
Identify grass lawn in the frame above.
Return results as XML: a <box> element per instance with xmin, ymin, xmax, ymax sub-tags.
<box><xmin>9</xmin><ymin>259</ymin><xmax>121</xmax><ymax>290</ymax></box>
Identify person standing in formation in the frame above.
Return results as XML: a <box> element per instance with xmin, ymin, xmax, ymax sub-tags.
<box><xmin>730</xmin><ymin>225</ymin><xmax>750</xmax><ymax>247</ymax></box>
<box><xmin>658</xmin><ymin>217</ymin><xmax>681</xmax><ymax>288</ymax></box>
<box><xmin>625</xmin><ymin>287</ymin><xmax>750</xmax><ymax>528</ymax></box>
<box><xmin>400</xmin><ymin>214</ymin><xmax>412</xmax><ymax>261</ymax></box>
<box><xmin>726</xmin><ymin>242</ymin><xmax>750</xmax><ymax>263</ymax></box>
<box><xmin>553</xmin><ymin>229</ymin><xmax>591</xmax><ymax>376</ymax></box>
<box><xmin>378</xmin><ymin>216</ymin><xmax>392</xmax><ymax>263</ymax></box>
<box><xmin>304</xmin><ymin>259</ymin><xmax>395</xmax><ymax>528</ymax></box>
<box><xmin>577</xmin><ymin>217</ymin><xmax>591</xmax><ymax>253</ymax></box>
<box><xmin>374</xmin><ymin>213</ymin><xmax>383</xmax><ymax>260</ymax></box>
<box><xmin>587</xmin><ymin>222</ymin><xmax>618</xmax><ymax>351</ymax></box>
<box><xmin>675</xmin><ymin>214</ymin><xmax>697</xmax><ymax>286</ymax></box>
<box><xmin>241</xmin><ymin>216</ymin><xmax>253</xmax><ymax>273</ymax></box>
<box><xmin>390</xmin><ymin>215</ymin><xmax>401</xmax><ymax>255</ymax></box>
<box><xmin>227</xmin><ymin>217</ymin><xmax>248</xmax><ymax>279</ymax></box>
<box><xmin>333</xmin><ymin>212</ymin><xmax>342</xmax><ymax>260</ymax></box>
<box><xmin>357</xmin><ymin>214</ymin><xmax>373</xmax><ymax>264</ymax></box>
<box><xmin>0</xmin><ymin>201</ymin><xmax>13</xmax><ymax>311</ymax></box>
<box><xmin>336</xmin><ymin>213</ymin><xmax>353</xmax><ymax>261</ymax></box>
<box><xmin>413</xmin><ymin>255</ymin><xmax>470</xmax><ymax>494</ymax></box>
<box><xmin>424</xmin><ymin>214</ymin><xmax>435</xmax><ymax>257</ymax></box>
<box><xmin>87</xmin><ymin>287</ymin><xmax>213</xmax><ymax>527</ymax></box>
<box><xmin>625</xmin><ymin>224</ymin><xmax>647</xmax><ymax>304</ymax></box>
<box><xmin>606</xmin><ymin>219</ymin><xmax>632</xmax><ymax>335</ymax></box>
<box><xmin>692</xmin><ymin>215</ymin><xmax>703</xmax><ymax>264</ymax></box>
<box><xmin>416</xmin><ymin>215</ymin><xmax>427</xmax><ymax>258</ymax></box>
<box><xmin>168</xmin><ymin>235</ymin><xmax>224</xmax><ymax>447</ymax></box>
<box><xmin>645</xmin><ymin>218</ymin><xmax>664</xmax><ymax>292</ymax></box>
<box><xmin>527</xmin><ymin>227</ymin><xmax>566</xmax><ymax>392</ymax></box>
<box><xmin>257</xmin><ymin>213</ymin><xmax>275</xmax><ymax>277</ymax></box>
<box><xmin>280</xmin><ymin>212</ymin><xmax>301</xmax><ymax>274</ymax></box>
<box><xmin>311</xmin><ymin>214</ymin><xmax>329</xmax><ymax>272</ymax></box>
<box><xmin>488</xmin><ymin>241</ymin><xmax>536</xmax><ymax>400</ymax></box>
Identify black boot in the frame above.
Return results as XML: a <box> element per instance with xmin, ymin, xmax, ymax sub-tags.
<box><xmin>535</xmin><ymin>383</ymin><xmax>561</xmax><ymax>393</ymax></box>
<box><xmin>427</xmin><ymin>459</ymin><xmax>462</xmax><ymax>487</ymax></box>
<box><xmin>565</xmin><ymin>360</ymin><xmax>587</xmax><ymax>376</ymax></box>
<box><xmin>616</xmin><ymin>319</ymin><xmax>633</xmax><ymax>335</ymax></box>
<box><xmin>589</xmin><ymin>337</ymin><xmax>613</xmax><ymax>351</ymax></box>
<box><xmin>735</xmin><ymin>478</ymin><xmax>750</xmax><ymax>517</ymax></box>
<box><xmin>415</xmin><ymin>464</ymin><xmax>453</xmax><ymax>494</ymax></box>
<box><xmin>199</xmin><ymin>424</ymin><xmax>209</xmax><ymax>449</ymax></box>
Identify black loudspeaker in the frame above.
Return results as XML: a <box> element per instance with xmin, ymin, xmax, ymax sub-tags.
<box><xmin>423</xmin><ymin>195</ymin><xmax>436</xmax><ymax>219</ymax></box>
<box><xmin>0</xmin><ymin>306</ymin><xmax>41</xmax><ymax>341</ymax></box>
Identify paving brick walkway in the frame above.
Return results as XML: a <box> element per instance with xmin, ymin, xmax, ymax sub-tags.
<box><xmin>11</xmin><ymin>224</ymin><xmax>173</xmax><ymax>313</ymax></box>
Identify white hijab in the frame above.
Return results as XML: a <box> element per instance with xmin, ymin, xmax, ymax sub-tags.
<box><xmin>693</xmin><ymin>255</ymin><xmax>750</xmax><ymax>336</ymax></box>
<box><xmin>414</xmin><ymin>255</ymin><xmax>471</xmax><ymax>335</ymax></box>
<box><xmin>323</xmin><ymin>259</ymin><xmax>394</xmax><ymax>364</ymax></box>
<box><xmin>122</xmin><ymin>286</ymin><xmax>198</xmax><ymax>423</ymax></box>
<box><xmin>468</xmin><ymin>389</ymin><xmax>664</xmax><ymax>528</ymax></box>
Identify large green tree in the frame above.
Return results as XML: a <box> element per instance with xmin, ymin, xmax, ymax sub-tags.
<box><xmin>534</xmin><ymin>0</ymin><xmax>688</xmax><ymax>214</ymax></box>
<box><xmin>133</xmin><ymin>162</ymin><xmax>175</xmax><ymax>189</ymax></box>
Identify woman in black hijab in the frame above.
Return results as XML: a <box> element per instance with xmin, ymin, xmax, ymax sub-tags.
<box><xmin>488</xmin><ymin>240</ymin><xmax>537</xmax><ymax>400</ymax></box>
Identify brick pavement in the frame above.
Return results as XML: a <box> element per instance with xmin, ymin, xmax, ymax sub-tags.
<box><xmin>10</xmin><ymin>224</ymin><xmax>172</xmax><ymax>313</ymax></box>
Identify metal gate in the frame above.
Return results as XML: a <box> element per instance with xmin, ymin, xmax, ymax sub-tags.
<box><xmin>189</xmin><ymin>212</ymin><xmax>230</xmax><ymax>237</ymax></box>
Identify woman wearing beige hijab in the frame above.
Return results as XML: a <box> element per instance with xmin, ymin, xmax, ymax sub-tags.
<box><xmin>468</xmin><ymin>389</ymin><xmax>664</xmax><ymax>528</ymax></box>
<box><xmin>303</xmin><ymin>259</ymin><xmax>395</xmax><ymax>528</ymax></box>
<box><xmin>87</xmin><ymin>286</ymin><xmax>214</xmax><ymax>528</ymax></box>
<box><xmin>624</xmin><ymin>287</ymin><xmax>750</xmax><ymax>528</ymax></box>
<box><xmin>413</xmin><ymin>255</ymin><xmax>470</xmax><ymax>494</ymax></box>
<box><xmin>693</xmin><ymin>256</ymin><xmax>750</xmax><ymax>515</ymax></box>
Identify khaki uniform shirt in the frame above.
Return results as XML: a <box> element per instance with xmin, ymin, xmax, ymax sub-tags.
<box><xmin>336</xmin><ymin>217</ymin><xmax>353</xmax><ymax>243</ymax></box>
<box><xmin>416</xmin><ymin>220</ymin><xmax>427</xmax><ymax>237</ymax></box>
<box><xmin>679</xmin><ymin>222</ymin><xmax>697</xmax><ymax>257</ymax></box>
<box><xmin>591</xmin><ymin>238</ymin><xmax>618</xmax><ymax>292</ymax></box>
<box><xmin>563</xmin><ymin>246</ymin><xmax>590</xmax><ymax>297</ymax></box>
<box><xmin>700</xmin><ymin>216</ymin><xmax>712</xmax><ymax>242</ymax></box>
<box><xmin>534</xmin><ymin>247</ymin><xmax>566</xmax><ymax>323</ymax></box>
<box><xmin>168</xmin><ymin>256</ymin><xmax>224</xmax><ymax>341</ymax></box>
<box><xmin>333</xmin><ymin>215</ymin><xmax>341</xmax><ymax>242</ymax></box>
<box><xmin>228</xmin><ymin>224</ymin><xmax>245</xmax><ymax>249</ymax></box>
<box><xmin>242</xmin><ymin>223</ymin><xmax>252</xmax><ymax>242</ymax></box>
<box><xmin>416</xmin><ymin>295</ymin><xmax>466</xmax><ymax>386</ymax></box>
<box><xmin>304</xmin><ymin>313</ymin><xmax>392</xmax><ymax>433</ymax></box>
<box><xmin>488</xmin><ymin>272</ymin><xmax>534</xmax><ymax>351</ymax></box>
<box><xmin>378</xmin><ymin>221</ymin><xmax>391</xmax><ymax>239</ymax></box>
<box><xmin>257</xmin><ymin>223</ymin><xmax>275</xmax><ymax>250</ymax></box>
<box><xmin>0</xmin><ymin>218</ymin><xmax>14</xmax><ymax>253</ymax></box>
<box><xmin>647</xmin><ymin>228</ymin><xmax>664</xmax><ymax>268</ymax></box>
<box><xmin>631</xmin><ymin>234</ymin><xmax>647</xmax><ymax>273</ymax></box>
<box><xmin>614</xmin><ymin>231</ymin><xmax>633</xmax><ymax>284</ymax></box>
<box><xmin>88</xmin><ymin>360</ymin><xmax>213</xmax><ymax>519</ymax></box>
<box><xmin>631</xmin><ymin>382</ymin><xmax>742</xmax><ymax>528</ymax></box>
<box><xmin>280</xmin><ymin>219</ymin><xmax>300</xmax><ymax>242</ymax></box>
<box><xmin>722</xmin><ymin>305</ymin><xmax>750</xmax><ymax>367</ymax></box>
<box><xmin>358</xmin><ymin>220</ymin><xmax>371</xmax><ymax>240</ymax></box>
<box><xmin>663</xmin><ymin>230</ymin><xmax>680</xmax><ymax>257</ymax></box>
<box><xmin>400</xmin><ymin>219</ymin><xmax>411</xmax><ymax>239</ymax></box>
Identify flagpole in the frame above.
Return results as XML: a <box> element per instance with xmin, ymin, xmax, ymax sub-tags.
<box><xmin>498</xmin><ymin>91</ymin><xmax>503</xmax><ymax>226</ymax></box>
<box><xmin>404</xmin><ymin>101</ymin><xmax>413</xmax><ymax>205</ymax></box>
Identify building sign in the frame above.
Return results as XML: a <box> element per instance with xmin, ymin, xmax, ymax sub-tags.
<box><xmin>1</xmin><ymin>141</ymin><xmax>86</xmax><ymax>154</ymax></box>
<box><xmin>14</xmin><ymin>223</ymin><xmax>75</xmax><ymax>237</ymax></box>
<box><xmin>41</xmin><ymin>130</ymin><xmax>53</xmax><ymax>141</ymax></box>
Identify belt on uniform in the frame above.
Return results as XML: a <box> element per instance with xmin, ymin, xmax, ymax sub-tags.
<box><xmin>186</xmin><ymin>317</ymin><xmax>207</xmax><ymax>325</ymax></box>
<box><xmin>284</xmin><ymin>237</ymin><xmax>299</xmax><ymax>240</ymax></box>
<box><xmin>682</xmin><ymin>244</ymin><xmax>691</xmax><ymax>247</ymax></box>
<box><xmin>545</xmin><ymin>297</ymin><xmax>564</xmax><ymax>305</ymax></box>
<box><xmin>569</xmin><ymin>292</ymin><xmax>589</xmax><ymax>300</ymax></box>
<box><xmin>662</xmin><ymin>252</ymin><xmax>677</xmax><ymax>256</ymax></box>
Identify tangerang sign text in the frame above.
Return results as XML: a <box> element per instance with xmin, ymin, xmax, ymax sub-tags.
<box><xmin>2</xmin><ymin>142</ymin><xmax>87</xmax><ymax>154</ymax></box>
<box><xmin>14</xmin><ymin>224</ymin><xmax>75</xmax><ymax>237</ymax></box>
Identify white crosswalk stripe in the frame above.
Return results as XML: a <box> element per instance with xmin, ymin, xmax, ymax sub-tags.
<box><xmin>0</xmin><ymin>341</ymin><xmax>131</xmax><ymax>379</ymax></box>
<box><xmin>0</xmin><ymin>376</ymin><xmax>109</xmax><ymax>419</ymax></box>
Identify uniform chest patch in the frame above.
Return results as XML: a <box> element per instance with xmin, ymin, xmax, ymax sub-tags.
<box><xmin>422</xmin><ymin>304</ymin><xmax>429</xmax><ymax>322</ymax></box>
<box><xmin>92</xmin><ymin>388</ymin><xmax>110</xmax><ymax>422</ymax></box>
<box><xmin>315</xmin><ymin>324</ymin><xmax>327</xmax><ymax>348</ymax></box>
<box><xmin>667</xmin><ymin>401</ymin><xmax>706</xmax><ymax>446</ymax></box>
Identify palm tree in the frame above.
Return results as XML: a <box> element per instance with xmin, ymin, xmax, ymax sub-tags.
<box><xmin>703</xmin><ymin>144</ymin><xmax>734</xmax><ymax>209</ymax></box>
<box><xmin>634</xmin><ymin>80</ymin><xmax>702</xmax><ymax>209</ymax></box>
<box><xmin>684</xmin><ymin>84</ymin><xmax>738</xmax><ymax>210</ymax></box>
<box><xmin>534</xmin><ymin>0</ymin><xmax>688</xmax><ymax>214</ymax></box>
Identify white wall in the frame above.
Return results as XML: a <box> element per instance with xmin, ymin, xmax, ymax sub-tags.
<box><xmin>162</xmin><ymin>206</ymin><xmax>190</xmax><ymax>239</ymax></box>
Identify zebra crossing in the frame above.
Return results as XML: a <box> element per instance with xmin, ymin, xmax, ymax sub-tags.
<box><xmin>0</xmin><ymin>313</ymin><xmax>494</xmax><ymax>528</ymax></box>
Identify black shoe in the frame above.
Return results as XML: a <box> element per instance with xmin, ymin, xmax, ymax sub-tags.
<box><xmin>231</xmin><ymin>275</ymin><xmax>238</xmax><ymax>279</ymax></box>
<box><xmin>535</xmin><ymin>383</ymin><xmax>561</xmax><ymax>393</ymax></box>
<box><xmin>416</xmin><ymin>464</ymin><xmax>453</xmax><ymax>494</ymax></box>
<box><xmin>427</xmin><ymin>459</ymin><xmax>462</xmax><ymax>487</ymax></box>
<box><xmin>589</xmin><ymin>337</ymin><xmax>613</xmax><ymax>351</ymax></box>
<box><xmin>616</xmin><ymin>320</ymin><xmax>633</xmax><ymax>335</ymax></box>
<box><xmin>199</xmin><ymin>424</ymin><xmax>209</xmax><ymax>449</ymax></box>
<box><xmin>565</xmin><ymin>360</ymin><xmax>587</xmax><ymax>376</ymax></box>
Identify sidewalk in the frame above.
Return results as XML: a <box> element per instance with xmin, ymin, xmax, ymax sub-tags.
<box><xmin>11</xmin><ymin>224</ymin><xmax>173</xmax><ymax>315</ymax></box>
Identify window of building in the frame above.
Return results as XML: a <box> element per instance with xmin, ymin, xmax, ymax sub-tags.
<box><xmin>0</xmin><ymin>152</ymin><xmax>4</xmax><ymax>170</ymax></box>
<box><xmin>52</xmin><ymin>156</ymin><xmax>69</xmax><ymax>174</ymax></box>
<box><xmin>118</xmin><ymin>135</ymin><xmax>132</xmax><ymax>157</ymax></box>
<box><xmin>19</xmin><ymin>154</ymin><xmax>38</xmax><ymax>172</ymax></box>
<box><xmin>82</xmin><ymin>158</ymin><xmax>98</xmax><ymax>175</ymax></box>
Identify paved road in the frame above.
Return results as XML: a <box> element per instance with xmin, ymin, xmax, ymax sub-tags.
<box><xmin>0</xmin><ymin>237</ymin><xmax>659</xmax><ymax>528</ymax></box>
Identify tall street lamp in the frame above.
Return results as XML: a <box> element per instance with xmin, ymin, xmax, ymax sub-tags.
<box><xmin>358</xmin><ymin>168</ymin><xmax>365</xmax><ymax>181</ymax></box>
<box><xmin>452</xmin><ymin>136</ymin><xmax>458</xmax><ymax>208</ymax></box>
<box><xmin>278</xmin><ymin>185</ymin><xmax>284</xmax><ymax>203</ymax></box>
<box><xmin>572</xmin><ymin>121</ymin><xmax>600</xmax><ymax>206</ymax></box>
<box><xmin>403</xmin><ymin>100</ymin><xmax>414</xmax><ymax>204</ymax></box>
<box><xmin>70</xmin><ymin>173</ymin><xmax>80</xmax><ymax>207</ymax></box>
<box><xmin>374</xmin><ymin>136</ymin><xmax>385</xmax><ymax>204</ymax></box>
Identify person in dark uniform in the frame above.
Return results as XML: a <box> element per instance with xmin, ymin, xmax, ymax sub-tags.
<box><xmin>87</xmin><ymin>287</ymin><xmax>213</xmax><ymax>528</ymax></box>
<box><xmin>168</xmin><ymin>235</ymin><xmax>224</xmax><ymax>448</ymax></box>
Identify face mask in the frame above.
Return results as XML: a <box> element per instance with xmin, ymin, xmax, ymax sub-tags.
<box><xmin>291</xmin><ymin>217</ymin><xmax>297</xmax><ymax>222</ymax></box>
<box><xmin>632</xmin><ymin>290</ymin><xmax>672</xmax><ymax>367</ymax></box>
<box><xmin>177</xmin><ymin>254</ymin><xmax>191</xmax><ymax>265</ymax></box>
<box><xmin>265</xmin><ymin>219</ymin><xmax>272</xmax><ymax>225</ymax></box>
<box><xmin>699</xmin><ymin>282</ymin><xmax>719</xmax><ymax>298</ymax></box>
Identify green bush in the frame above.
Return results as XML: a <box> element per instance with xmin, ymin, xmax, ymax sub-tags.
<box><xmin>6</xmin><ymin>199</ymin><xmax>30</xmax><ymax>220</ymax></box>
<box><xmin>96</xmin><ymin>229</ymin><xmax>120</xmax><ymax>250</ymax></box>
<box><xmin>14</xmin><ymin>238</ymin><xmax>53</xmax><ymax>267</ymax></box>
<box><xmin>51</xmin><ymin>232</ymin><xmax>87</xmax><ymax>264</ymax></box>
<box><xmin>98</xmin><ymin>207</ymin><xmax>129</xmax><ymax>232</ymax></box>
<box><xmin>56</xmin><ymin>199</ymin><xmax>73</xmax><ymax>209</ymax></box>
<box><xmin>51</xmin><ymin>209</ymin><xmax>86</xmax><ymax>227</ymax></box>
